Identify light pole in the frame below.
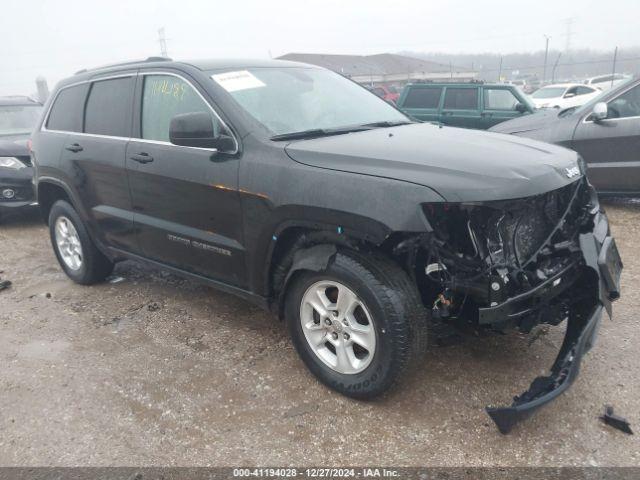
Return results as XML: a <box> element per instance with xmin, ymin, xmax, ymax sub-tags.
<box><xmin>542</xmin><ymin>35</ymin><xmax>551</xmax><ymax>84</ymax></box>
<box><xmin>552</xmin><ymin>52</ymin><xmax>562</xmax><ymax>83</ymax></box>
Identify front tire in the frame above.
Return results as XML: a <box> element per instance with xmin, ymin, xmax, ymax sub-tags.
<box><xmin>48</xmin><ymin>200</ymin><xmax>114</xmax><ymax>285</ymax></box>
<box><xmin>285</xmin><ymin>249</ymin><xmax>427</xmax><ymax>399</ymax></box>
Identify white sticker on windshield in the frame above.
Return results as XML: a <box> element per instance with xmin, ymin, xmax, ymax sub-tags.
<box><xmin>211</xmin><ymin>70</ymin><xmax>266</xmax><ymax>92</ymax></box>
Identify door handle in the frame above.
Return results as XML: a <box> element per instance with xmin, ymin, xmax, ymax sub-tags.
<box><xmin>129</xmin><ymin>153</ymin><xmax>154</xmax><ymax>164</ymax></box>
<box><xmin>65</xmin><ymin>143</ymin><xmax>83</xmax><ymax>153</ymax></box>
<box><xmin>481</xmin><ymin>113</ymin><xmax>493</xmax><ymax>117</ymax></box>
<box><xmin>441</xmin><ymin>111</ymin><xmax>454</xmax><ymax>116</ymax></box>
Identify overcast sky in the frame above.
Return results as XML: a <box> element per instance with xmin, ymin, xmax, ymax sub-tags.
<box><xmin>3</xmin><ymin>0</ymin><xmax>639</xmax><ymax>95</ymax></box>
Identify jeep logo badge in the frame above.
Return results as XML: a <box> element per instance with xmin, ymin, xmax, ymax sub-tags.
<box><xmin>565</xmin><ymin>166</ymin><xmax>580</xmax><ymax>178</ymax></box>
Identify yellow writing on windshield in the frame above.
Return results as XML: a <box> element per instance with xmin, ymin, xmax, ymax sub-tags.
<box><xmin>149</xmin><ymin>79</ymin><xmax>187</xmax><ymax>101</ymax></box>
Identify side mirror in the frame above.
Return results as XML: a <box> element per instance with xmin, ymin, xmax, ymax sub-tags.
<box><xmin>170</xmin><ymin>112</ymin><xmax>224</xmax><ymax>149</ymax></box>
<box><xmin>592</xmin><ymin>102</ymin><xmax>608</xmax><ymax>122</ymax></box>
<box><xmin>515</xmin><ymin>103</ymin><xmax>528</xmax><ymax>113</ymax></box>
<box><xmin>564</xmin><ymin>92</ymin><xmax>576</xmax><ymax>99</ymax></box>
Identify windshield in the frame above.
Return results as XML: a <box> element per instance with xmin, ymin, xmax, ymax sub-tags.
<box><xmin>531</xmin><ymin>87</ymin><xmax>567</xmax><ymax>99</ymax></box>
<box><xmin>209</xmin><ymin>67</ymin><xmax>409</xmax><ymax>136</ymax></box>
<box><xmin>0</xmin><ymin>104</ymin><xmax>42</xmax><ymax>136</ymax></box>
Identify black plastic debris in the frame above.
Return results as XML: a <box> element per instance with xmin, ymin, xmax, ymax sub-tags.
<box><xmin>600</xmin><ymin>405</ymin><xmax>633</xmax><ymax>435</ymax></box>
<box><xmin>0</xmin><ymin>278</ymin><xmax>11</xmax><ymax>292</ymax></box>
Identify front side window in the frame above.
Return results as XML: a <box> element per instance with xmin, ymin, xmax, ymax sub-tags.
<box><xmin>208</xmin><ymin>67</ymin><xmax>408</xmax><ymax>135</ymax></box>
<box><xmin>483</xmin><ymin>89</ymin><xmax>519</xmax><ymax>110</ymax></box>
<box><xmin>141</xmin><ymin>74</ymin><xmax>221</xmax><ymax>142</ymax></box>
<box><xmin>84</xmin><ymin>77</ymin><xmax>134</xmax><ymax>137</ymax></box>
<box><xmin>607</xmin><ymin>85</ymin><xmax>640</xmax><ymax>119</ymax></box>
<box><xmin>403</xmin><ymin>87</ymin><xmax>442</xmax><ymax>109</ymax></box>
<box><xmin>0</xmin><ymin>104</ymin><xmax>42</xmax><ymax>136</ymax></box>
<box><xmin>443</xmin><ymin>88</ymin><xmax>478</xmax><ymax>110</ymax></box>
<box><xmin>46</xmin><ymin>84</ymin><xmax>89</xmax><ymax>132</ymax></box>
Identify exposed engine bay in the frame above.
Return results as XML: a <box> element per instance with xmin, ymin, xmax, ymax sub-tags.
<box><xmin>395</xmin><ymin>177</ymin><xmax>600</xmax><ymax>333</ymax></box>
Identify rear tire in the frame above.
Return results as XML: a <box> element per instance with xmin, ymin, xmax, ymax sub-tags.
<box><xmin>48</xmin><ymin>200</ymin><xmax>114</xmax><ymax>285</ymax></box>
<box><xmin>285</xmin><ymin>249</ymin><xmax>427</xmax><ymax>399</ymax></box>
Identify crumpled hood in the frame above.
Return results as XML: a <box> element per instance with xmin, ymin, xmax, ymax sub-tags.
<box><xmin>284</xmin><ymin>123</ymin><xmax>581</xmax><ymax>202</ymax></box>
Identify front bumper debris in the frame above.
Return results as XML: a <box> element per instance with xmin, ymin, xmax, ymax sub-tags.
<box><xmin>485</xmin><ymin>210</ymin><xmax>622</xmax><ymax>434</ymax></box>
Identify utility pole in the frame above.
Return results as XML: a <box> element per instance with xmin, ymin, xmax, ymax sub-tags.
<box><xmin>498</xmin><ymin>56</ymin><xmax>503</xmax><ymax>82</ymax></box>
<box><xmin>542</xmin><ymin>35</ymin><xmax>551</xmax><ymax>84</ymax></box>
<box><xmin>158</xmin><ymin>27</ymin><xmax>168</xmax><ymax>57</ymax></box>
<box><xmin>611</xmin><ymin>46</ymin><xmax>618</xmax><ymax>88</ymax></box>
<box><xmin>552</xmin><ymin>52</ymin><xmax>562</xmax><ymax>83</ymax></box>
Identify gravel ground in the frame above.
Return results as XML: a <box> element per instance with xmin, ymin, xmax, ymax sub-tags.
<box><xmin>0</xmin><ymin>201</ymin><xmax>638</xmax><ymax>467</ymax></box>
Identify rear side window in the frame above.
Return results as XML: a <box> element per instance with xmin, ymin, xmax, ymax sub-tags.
<box><xmin>84</xmin><ymin>77</ymin><xmax>134</xmax><ymax>137</ymax></box>
<box><xmin>141</xmin><ymin>74</ymin><xmax>221</xmax><ymax>142</ymax></box>
<box><xmin>46</xmin><ymin>84</ymin><xmax>88</xmax><ymax>132</ymax></box>
<box><xmin>576</xmin><ymin>86</ymin><xmax>595</xmax><ymax>95</ymax></box>
<box><xmin>402</xmin><ymin>87</ymin><xmax>442</xmax><ymax>109</ymax></box>
<box><xmin>443</xmin><ymin>88</ymin><xmax>478</xmax><ymax>110</ymax></box>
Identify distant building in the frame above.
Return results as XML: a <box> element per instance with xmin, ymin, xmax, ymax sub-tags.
<box><xmin>277</xmin><ymin>53</ymin><xmax>477</xmax><ymax>85</ymax></box>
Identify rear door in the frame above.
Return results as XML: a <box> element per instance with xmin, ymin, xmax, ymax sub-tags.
<box><xmin>75</xmin><ymin>74</ymin><xmax>137</xmax><ymax>251</ymax></box>
<box><xmin>55</xmin><ymin>74</ymin><xmax>138</xmax><ymax>253</ymax></box>
<box><xmin>397</xmin><ymin>85</ymin><xmax>443</xmax><ymax>123</ymax></box>
<box><xmin>37</xmin><ymin>83</ymin><xmax>88</xmax><ymax>193</ymax></box>
<box><xmin>480</xmin><ymin>86</ymin><xmax>527</xmax><ymax>129</ymax></box>
<box><xmin>127</xmin><ymin>72</ymin><xmax>245</xmax><ymax>286</ymax></box>
<box><xmin>441</xmin><ymin>86</ymin><xmax>481</xmax><ymax>128</ymax></box>
<box><xmin>572</xmin><ymin>82</ymin><xmax>640</xmax><ymax>193</ymax></box>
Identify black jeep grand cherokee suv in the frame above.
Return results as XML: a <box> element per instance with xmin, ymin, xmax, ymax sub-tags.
<box><xmin>31</xmin><ymin>58</ymin><xmax>622</xmax><ymax>433</ymax></box>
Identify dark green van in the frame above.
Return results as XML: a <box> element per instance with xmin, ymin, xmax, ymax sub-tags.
<box><xmin>397</xmin><ymin>82</ymin><xmax>536</xmax><ymax>130</ymax></box>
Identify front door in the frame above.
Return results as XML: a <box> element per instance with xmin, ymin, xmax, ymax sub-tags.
<box><xmin>480</xmin><ymin>87</ymin><xmax>527</xmax><ymax>129</ymax></box>
<box><xmin>440</xmin><ymin>86</ymin><xmax>481</xmax><ymax>129</ymax></box>
<box><xmin>127</xmin><ymin>73</ymin><xmax>246</xmax><ymax>286</ymax></box>
<box><xmin>572</xmin><ymin>82</ymin><xmax>640</xmax><ymax>194</ymax></box>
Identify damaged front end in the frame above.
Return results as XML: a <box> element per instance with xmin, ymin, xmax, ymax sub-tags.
<box><xmin>395</xmin><ymin>176</ymin><xmax>622</xmax><ymax>433</ymax></box>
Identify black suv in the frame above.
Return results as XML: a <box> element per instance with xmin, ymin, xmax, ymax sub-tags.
<box><xmin>0</xmin><ymin>96</ymin><xmax>42</xmax><ymax>220</ymax></box>
<box><xmin>31</xmin><ymin>58</ymin><xmax>622</xmax><ymax>433</ymax></box>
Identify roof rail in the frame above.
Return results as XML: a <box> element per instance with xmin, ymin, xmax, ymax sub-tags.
<box><xmin>75</xmin><ymin>56</ymin><xmax>173</xmax><ymax>75</ymax></box>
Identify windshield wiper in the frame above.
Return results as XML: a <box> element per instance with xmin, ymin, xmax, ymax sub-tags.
<box><xmin>270</xmin><ymin>125</ymin><xmax>372</xmax><ymax>141</ymax></box>
<box><xmin>360</xmin><ymin>120</ymin><xmax>414</xmax><ymax>128</ymax></box>
<box><xmin>270</xmin><ymin>120</ymin><xmax>414</xmax><ymax>141</ymax></box>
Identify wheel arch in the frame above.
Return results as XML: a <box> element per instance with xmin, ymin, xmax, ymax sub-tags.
<box><xmin>37</xmin><ymin>178</ymin><xmax>78</xmax><ymax>224</ymax></box>
<box><xmin>265</xmin><ymin>216</ymin><xmax>411</xmax><ymax>320</ymax></box>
